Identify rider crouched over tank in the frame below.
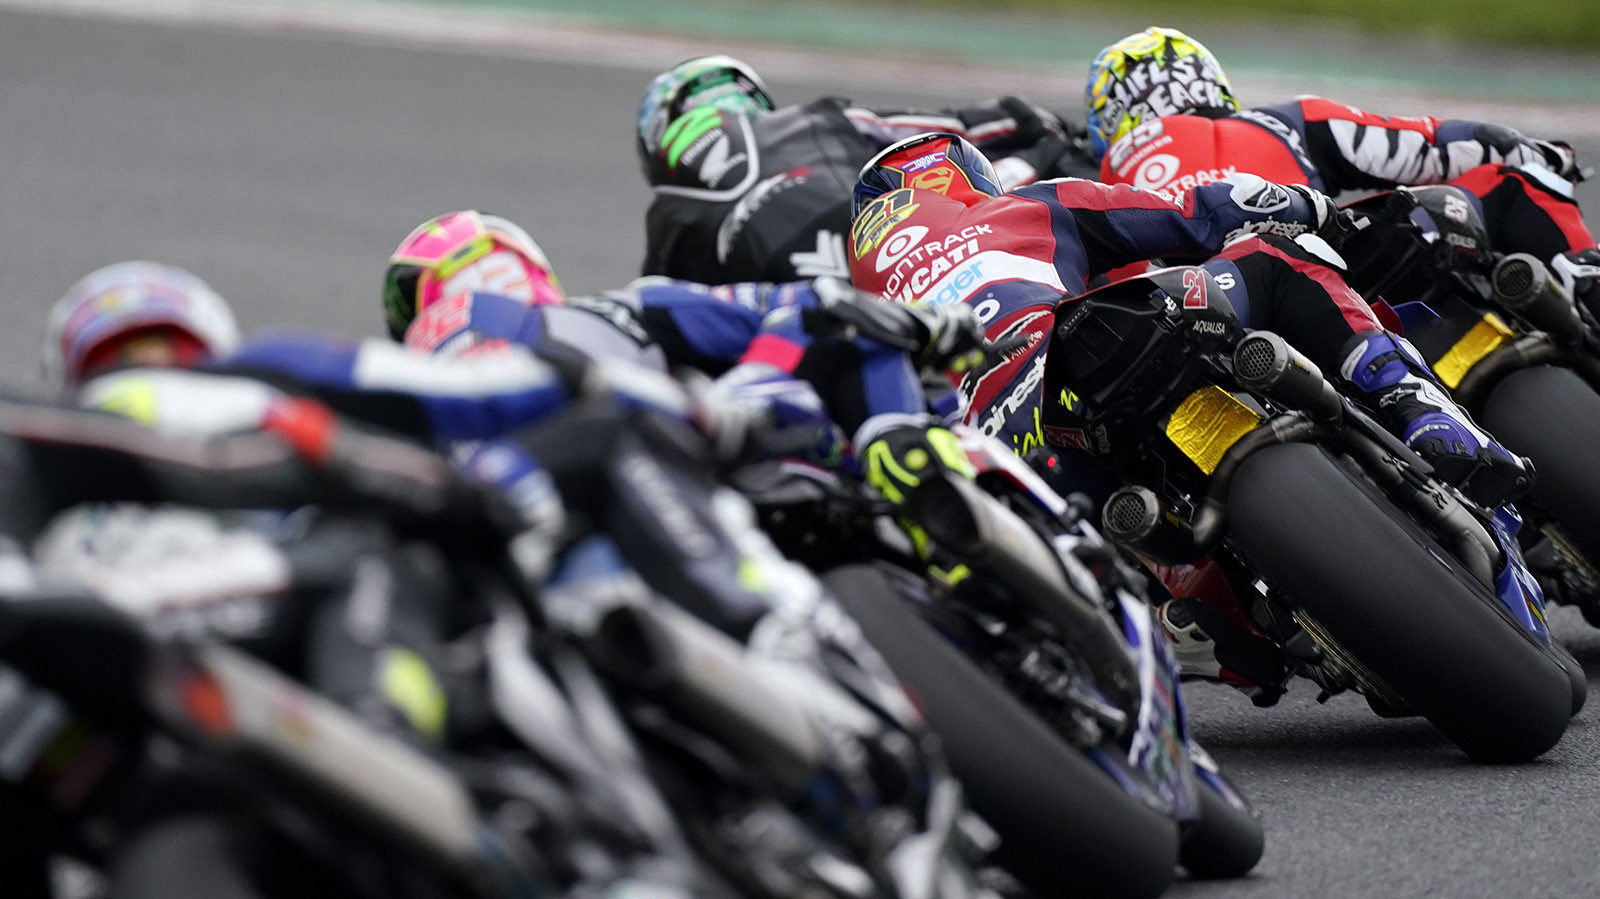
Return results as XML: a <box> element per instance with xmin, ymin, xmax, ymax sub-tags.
<box><xmin>378</xmin><ymin>208</ymin><xmax>1268</xmax><ymax>891</ymax></box>
<box><xmin>1083</xmin><ymin>27</ymin><xmax>1599</xmax><ymax>316</ymax></box>
<box><xmin>843</xmin><ymin>130</ymin><xmax>1536</xmax><ymax>702</ymax></box>
<box><xmin>1082</xmin><ymin>26</ymin><xmax>1600</xmax><ymax>652</ymax></box>
<box><xmin>2</xmin><ymin>273</ymin><xmax>1006</xmax><ymax>898</ymax></box>
<box><xmin>636</xmin><ymin>54</ymin><xmax>1098</xmax><ymax>285</ymax></box>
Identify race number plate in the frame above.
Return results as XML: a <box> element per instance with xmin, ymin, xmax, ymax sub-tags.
<box><xmin>1165</xmin><ymin>386</ymin><xmax>1261</xmax><ymax>475</ymax></box>
<box><xmin>1433</xmin><ymin>313</ymin><xmax>1515</xmax><ymax>389</ymax></box>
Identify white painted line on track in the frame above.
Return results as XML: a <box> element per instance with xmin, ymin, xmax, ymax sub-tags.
<box><xmin>3</xmin><ymin>0</ymin><xmax>1598</xmax><ymax>139</ymax></box>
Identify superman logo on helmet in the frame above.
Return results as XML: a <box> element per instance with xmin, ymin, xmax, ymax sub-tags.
<box><xmin>851</xmin><ymin>132</ymin><xmax>1004</xmax><ymax>222</ymax></box>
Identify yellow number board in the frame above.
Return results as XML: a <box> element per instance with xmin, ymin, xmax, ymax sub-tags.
<box><xmin>1433</xmin><ymin>313</ymin><xmax>1515</xmax><ymax>389</ymax></box>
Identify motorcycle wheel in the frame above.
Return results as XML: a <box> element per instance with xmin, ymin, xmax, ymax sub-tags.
<box><xmin>1225</xmin><ymin>441</ymin><xmax>1572</xmax><ymax>763</ymax></box>
<box><xmin>1480</xmin><ymin>364</ymin><xmax>1600</xmax><ymax>591</ymax></box>
<box><xmin>1552</xmin><ymin>641</ymin><xmax>1589</xmax><ymax>716</ymax></box>
<box><xmin>822</xmin><ymin>564</ymin><xmax>1180</xmax><ymax>899</ymax></box>
<box><xmin>1179</xmin><ymin>772</ymin><xmax>1265</xmax><ymax>880</ymax></box>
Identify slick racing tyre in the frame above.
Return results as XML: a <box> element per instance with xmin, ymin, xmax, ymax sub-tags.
<box><xmin>1179</xmin><ymin>769</ymin><xmax>1265</xmax><ymax>880</ymax></box>
<box><xmin>823</xmin><ymin>564</ymin><xmax>1180</xmax><ymax>899</ymax></box>
<box><xmin>1225</xmin><ymin>442</ymin><xmax>1572</xmax><ymax>763</ymax></box>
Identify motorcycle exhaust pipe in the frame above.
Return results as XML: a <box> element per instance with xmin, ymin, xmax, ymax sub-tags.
<box><xmin>178</xmin><ymin>645</ymin><xmax>514</xmax><ymax>887</ymax></box>
<box><xmin>905</xmin><ymin>474</ymin><xmax>1073</xmax><ymax>600</ymax></box>
<box><xmin>904</xmin><ymin>474</ymin><xmax>1140</xmax><ymax>703</ymax></box>
<box><xmin>1100</xmin><ymin>486</ymin><xmax>1200</xmax><ymax>566</ymax></box>
<box><xmin>1231</xmin><ymin>331</ymin><xmax>1342</xmax><ymax>423</ymax></box>
<box><xmin>589</xmin><ymin>602</ymin><xmax>878</xmax><ymax>792</ymax></box>
<box><xmin>1492</xmin><ymin>253</ymin><xmax>1583</xmax><ymax>346</ymax></box>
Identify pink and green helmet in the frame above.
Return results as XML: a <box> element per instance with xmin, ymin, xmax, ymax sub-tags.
<box><xmin>382</xmin><ymin>210</ymin><xmax>564</xmax><ymax>339</ymax></box>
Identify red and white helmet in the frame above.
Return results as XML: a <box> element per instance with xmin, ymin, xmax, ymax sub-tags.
<box><xmin>44</xmin><ymin>261</ymin><xmax>241</xmax><ymax>388</ymax></box>
<box><xmin>382</xmin><ymin>210</ymin><xmax>564</xmax><ymax>340</ymax></box>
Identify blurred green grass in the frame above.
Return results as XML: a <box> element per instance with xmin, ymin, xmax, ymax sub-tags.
<box><xmin>903</xmin><ymin>0</ymin><xmax>1599</xmax><ymax>53</ymax></box>
<box><xmin>384</xmin><ymin>0</ymin><xmax>1600</xmax><ymax>58</ymax></box>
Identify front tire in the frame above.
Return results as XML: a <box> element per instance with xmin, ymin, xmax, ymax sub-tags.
<box><xmin>1225</xmin><ymin>442</ymin><xmax>1571</xmax><ymax>763</ymax></box>
<box><xmin>821</xmin><ymin>564</ymin><xmax>1180</xmax><ymax>899</ymax></box>
<box><xmin>1179</xmin><ymin>770</ymin><xmax>1265</xmax><ymax>880</ymax></box>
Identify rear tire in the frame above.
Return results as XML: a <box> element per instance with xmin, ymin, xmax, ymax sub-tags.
<box><xmin>822</xmin><ymin>564</ymin><xmax>1179</xmax><ymax>899</ymax></box>
<box><xmin>1225</xmin><ymin>442</ymin><xmax>1571</xmax><ymax>763</ymax></box>
<box><xmin>1481</xmin><ymin>364</ymin><xmax>1600</xmax><ymax>579</ymax></box>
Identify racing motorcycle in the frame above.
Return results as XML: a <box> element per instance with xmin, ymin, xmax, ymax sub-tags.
<box><xmin>0</xmin><ymin>514</ymin><xmax>747</xmax><ymax>899</ymax></box>
<box><xmin>1338</xmin><ymin>186</ymin><xmax>1600</xmax><ymax>623</ymax></box>
<box><xmin>0</xmin><ymin>400</ymin><xmax>998</xmax><ymax>899</ymax></box>
<box><xmin>737</xmin><ymin>424</ymin><xmax>1264</xmax><ymax>899</ymax></box>
<box><xmin>1032</xmin><ymin>264</ymin><xmax>1581</xmax><ymax>763</ymax></box>
<box><xmin>503</xmin><ymin>401</ymin><xmax>1005</xmax><ymax>899</ymax></box>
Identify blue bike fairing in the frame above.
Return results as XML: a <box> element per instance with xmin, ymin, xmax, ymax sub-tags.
<box><xmin>1489</xmin><ymin>505</ymin><xmax>1552</xmax><ymax>643</ymax></box>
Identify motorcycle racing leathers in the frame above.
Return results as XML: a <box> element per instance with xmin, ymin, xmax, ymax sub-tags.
<box><xmin>847</xmin><ymin>175</ymin><xmax>1389</xmax><ymax>453</ymax></box>
<box><xmin>400</xmin><ymin>277</ymin><xmax>956</xmax><ymax>443</ymax></box>
<box><xmin>1096</xmin><ymin>98</ymin><xmax>1598</xmax><ymax>298</ymax></box>
<box><xmin>643</xmin><ymin>96</ymin><xmax>1092</xmax><ymax>284</ymax></box>
<box><xmin>0</xmin><ymin>373</ymin><xmax>926</xmax><ymax>894</ymax></box>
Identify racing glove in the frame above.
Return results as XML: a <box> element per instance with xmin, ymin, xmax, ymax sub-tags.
<box><xmin>991</xmin><ymin>95</ymin><xmax>1075</xmax><ymax>188</ymax></box>
<box><xmin>1287</xmin><ymin>183</ymin><xmax>1366</xmax><ymax>262</ymax></box>
<box><xmin>857</xmin><ymin>414</ymin><xmax>975</xmax><ymax>507</ymax></box>
<box><xmin>856</xmin><ymin>415</ymin><xmax>977</xmax><ymax>570</ymax></box>
<box><xmin>692</xmin><ymin>364</ymin><xmax>847</xmax><ymax>466</ymax></box>
<box><xmin>996</xmin><ymin>95</ymin><xmax>1069</xmax><ymax>144</ymax></box>
<box><xmin>1552</xmin><ymin>247</ymin><xmax>1600</xmax><ymax>321</ymax></box>
<box><xmin>810</xmin><ymin>277</ymin><xmax>998</xmax><ymax>376</ymax></box>
<box><xmin>1285</xmin><ymin>184</ymin><xmax>1354</xmax><ymax>239</ymax></box>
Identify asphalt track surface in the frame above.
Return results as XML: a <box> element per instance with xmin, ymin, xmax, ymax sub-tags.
<box><xmin>3</xmin><ymin>7</ymin><xmax>1600</xmax><ymax>897</ymax></box>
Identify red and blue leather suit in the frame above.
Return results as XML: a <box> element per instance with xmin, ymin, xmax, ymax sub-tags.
<box><xmin>846</xmin><ymin>175</ymin><xmax>1378</xmax><ymax>459</ymax></box>
<box><xmin>1098</xmin><ymin>98</ymin><xmax>1595</xmax><ymax>265</ymax></box>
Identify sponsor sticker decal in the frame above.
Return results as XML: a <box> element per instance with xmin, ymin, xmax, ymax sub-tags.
<box><xmin>850</xmin><ymin>189</ymin><xmax>919</xmax><ymax>258</ymax></box>
<box><xmin>1182</xmin><ymin>269</ymin><xmax>1208</xmax><ymax>309</ymax></box>
<box><xmin>1045</xmin><ymin>426</ymin><xmax>1088</xmax><ymax>450</ymax></box>
<box><xmin>902</xmin><ymin>150</ymin><xmax>948</xmax><ymax>173</ymax></box>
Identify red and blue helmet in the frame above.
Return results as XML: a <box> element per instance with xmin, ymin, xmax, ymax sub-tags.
<box><xmin>850</xmin><ymin>132</ymin><xmax>1003</xmax><ymax>221</ymax></box>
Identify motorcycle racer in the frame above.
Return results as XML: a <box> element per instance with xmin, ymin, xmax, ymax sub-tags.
<box><xmin>1084</xmin><ymin>27</ymin><xmax>1600</xmax><ymax>665</ymax></box>
<box><xmin>845</xmin><ymin>132</ymin><xmax>1534</xmax><ymax>695</ymax></box>
<box><xmin>383</xmin><ymin>209</ymin><xmax>992</xmax><ymax>463</ymax></box>
<box><xmin>1084</xmin><ymin>26</ymin><xmax>1600</xmax><ymax>314</ymax></box>
<box><xmin>637</xmin><ymin>54</ymin><xmax>1098</xmax><ymax>285</ymax></box>
<box><xmin>44</xmin><ymin>261</ymin><xmax>242</xmax><ymax>392</ymax></box>
<box><xmin>0</xmin><ymin>363</ymin><xmax>947</xmax><ymax>899</ymax></box>
<box><xmin>848</xmin><ymin>131</ymin><xmax>1525</xmax><ymax>499</ymax></box>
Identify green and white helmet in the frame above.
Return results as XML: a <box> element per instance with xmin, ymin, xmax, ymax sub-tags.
<box><xmin>635</xmin><ymin>55</ymin><xmax>775</xmax><ymax>174</ymax></box>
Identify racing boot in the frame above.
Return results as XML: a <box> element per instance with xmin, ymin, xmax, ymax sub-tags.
<box><xmin>1155</xmin><ymin>596</ymin><xmax>1286</xmax><ymax>707</ymax></box>
<box><xmin>1339</xmin><ymin>330</ymin><xmax>1532</xmax><ymax>507</ymax></box>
